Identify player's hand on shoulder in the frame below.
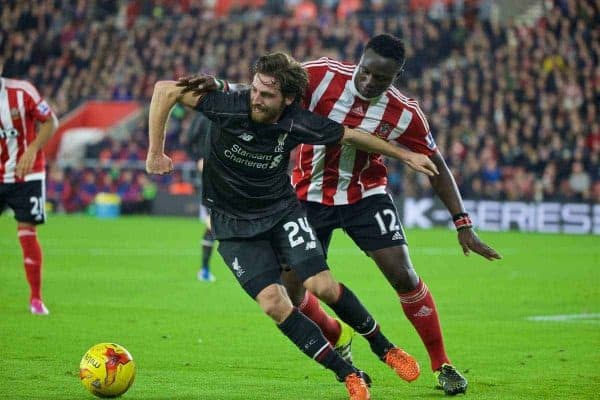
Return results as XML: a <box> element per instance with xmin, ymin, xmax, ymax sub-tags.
<box><xmin>405</xmin><ymin>152</ymin><xmax>439</xmax><ymax>177</ymax></box>
<box><xmin>177</xmin><ymin>74</ymin><xmax>218</xmax><ymax>95</ymax></box>
<box><xmin>457</xmin><ymin>228</ymin><xmax>502</xmax><ymax>261</ymax></box>
<box><xmin>146</xmin><ymin>153</ymin><xmax>174</xmax><ymax>175</ymax></box>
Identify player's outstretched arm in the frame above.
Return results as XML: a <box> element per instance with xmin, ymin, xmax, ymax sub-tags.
<box><xmin>177</xmin><ymin>75</ymin><xmax>249</xmax><ymax>94</ymax></box>
<box><xmin>146</xmin><ymin>81</ymin><xmax>204</xmax><ymax>175</ymax></box>
<box><xmin>341</xmin><ymin>127</ymin><xmax>439</xmax><ymax>177</ymax></box>
<box><xmin>16</xmin><ymin>113</ymin><xmax>58</xmax><ymax>179</ymax></box>
<box><xmin>428</xmin><ymin>151</ymin><xmax>501</xmax><ymax>261</ymax></box>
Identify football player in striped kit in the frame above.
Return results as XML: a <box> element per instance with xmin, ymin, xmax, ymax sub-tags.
<box><xmin>0</xmin><ymin>62</ymin><xmax>59</xmax><ymax>315</ymax></box>
<box><xmin>179</xmin><ymin>34</ymin><xmax>501</xmax><ymax>395</ymax></box>
<box><xmin>149</xmin><ymin>52</ymin><xmax>439</xmax><ymax>400</ymax></box>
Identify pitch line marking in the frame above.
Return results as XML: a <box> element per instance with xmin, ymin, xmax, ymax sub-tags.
<box><xmin>527</xmin><ymin>313</ymin><xmax>600</xmax><ymax>323</ymax></box>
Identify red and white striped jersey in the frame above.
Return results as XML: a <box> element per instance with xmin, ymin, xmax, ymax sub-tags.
<box><xmin>0</xmin><ymin>77</ymin><xmax>53</xmax><ymax>183</ymax></box>
<box><xmin>292</xmin><ymin>57</ymin><xmax>437</xmax><ymax>205</ymax></box>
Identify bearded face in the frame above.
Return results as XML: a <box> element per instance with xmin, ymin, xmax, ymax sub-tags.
<box><xmin>249</xmin><ymin>73</ymin><xmax>292</xmax><ymax>124</ymax></box>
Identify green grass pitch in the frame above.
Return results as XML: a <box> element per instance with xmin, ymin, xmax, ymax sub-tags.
<box><xmin>1</xmin><ymin>215</ymin><xmax>598</xmax><ymax>399</ymax></box>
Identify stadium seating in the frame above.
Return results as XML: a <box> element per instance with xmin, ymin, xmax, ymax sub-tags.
<box><xmin>2</xmin><ymin>0</ymin><xmax>597</xmax><ymax>212</ymax></box>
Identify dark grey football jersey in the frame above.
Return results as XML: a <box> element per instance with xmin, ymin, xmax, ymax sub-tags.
<box><xmin>195</xmin><ymin>90</ymin><xmax>343</xmax><ymax>222</ymax></box>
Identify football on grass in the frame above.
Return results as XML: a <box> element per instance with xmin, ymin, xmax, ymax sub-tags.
<box><xmin>79</xmin><ymin>343</ymin><xmax>136</xmax><ymax>398</ymax></box>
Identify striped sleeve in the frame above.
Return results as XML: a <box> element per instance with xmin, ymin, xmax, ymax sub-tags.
<box><xmin>389</xmin><ymin>87</ymin><xmax>436</xmax><ymax>156</ymax></box>
<box><xmin>21</xmin><ymin>81</ymin><xmax>52</xmax><ymax>122</ymax></box>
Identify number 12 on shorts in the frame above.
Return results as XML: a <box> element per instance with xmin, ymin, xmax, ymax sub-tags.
<box><xmin>374</xmin><ymin>209</ymin><xmax>400</xmax><ymax>235</ymax></box>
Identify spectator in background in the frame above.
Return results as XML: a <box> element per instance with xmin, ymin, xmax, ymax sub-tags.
<box><xmin>117</xmin><ymin>169</ymin><xmax>143</xmax><ymax>214</ymax></box>
<box><xmin>138</xmin><ymin>174</ymin><xmax>157</xmax><ymax>214</ymax></box>
<box><xmin>168</xmin><ymin>171</ymin><xmax>194</xmax><ymax>195</ymax></box>
<box><xmin>79</xmin><ymin>170</ymin><xmax>99</xmax><ymax>209</ymax></box>
<box><xmin>293</xmin><ymin>0</ymin><xmax>318</xmax><ymax>23</ymax></box>
<box><xmin>46</xmin><ymin>166</ymin><xmax>68</xmax><ymax>213</ymax></box>
<box><xmin>97</xmin><ymin>172</ymin><xmax>117</xmax><ymax>194</ymax></box>
<box><xmin>337</xmin><ymin>0</ymin><xmax>363</xmax><ymax>20</ymax></box>
<box><xmin>568</xmin><ymin>161</ymin><xmax>591</xmax><ymax>201</ymax></box>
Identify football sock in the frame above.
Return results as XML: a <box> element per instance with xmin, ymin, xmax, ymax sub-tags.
<box><xmin>328</xmin><ymin>284</ymin><xmax>394</xmax><ymax>358</ymax></box>
<box><xmin>298</xmin><ymin>291</ymin><xmax>341</xmax><ymax>345</ymax></box>
<box><xmin>399</xmin><ymin>279</ymin><xmax>450</xmax><ymax>371</ymax></box>
<box><xmin>278</xmin><ymin>308</ymin><xmax>355</xmax><ymax>380</ymax></box>
<box><xmin>18</xmin><ymin>226</ymin><xmax>42</xmax><ymax>301</ymax></box>
<box><xmin>201</xmin><ymin>229</ymin><xmax>214</xmax><ymax>269</ymax></box>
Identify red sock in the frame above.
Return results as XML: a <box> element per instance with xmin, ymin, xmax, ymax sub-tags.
<box><xmin>399</xmin><ymin>279</ymin><xmax>450</xmax><ymax>371</ymax></box>
<box><xmin>299</xmin><ymin>291</ymin><xmax>341</xmax><ymax>345</ymax></box>
<box><xmin>18</xmin><ymin>227</ymin><xmax>43</xmax><ymax>301</ymax></box>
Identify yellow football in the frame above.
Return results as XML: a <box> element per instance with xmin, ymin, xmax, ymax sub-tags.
<box><xmin>79</xmin><ymin>343</ymin><xmax>136</xmax><ymax>398</ymax></box>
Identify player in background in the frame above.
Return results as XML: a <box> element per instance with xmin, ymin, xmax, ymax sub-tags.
<box><xmin>147</xmin><ymin>52</ymin><xmax>439</xmax><ymax>400</ymax></box>
<box><xmin>188</xmin><ymin>113</ymin><xmax>216</xmax><ymax>282</ymax></box>
<box><xmin>196</xmin><ymin>173</ymin><xmax>216</xmax><ymax>282</ymax></box>
<box><xmin>0</xmin><ymin>61</ymin><xmax>59</xmax><ymax>315</ymax></box>
<box><xmin>178</xmin><ymin>33</ymin><xmax>501</xmax><ymax>395</ymax></box>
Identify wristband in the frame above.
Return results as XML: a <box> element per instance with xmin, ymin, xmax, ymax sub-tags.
<box><xmin>215</xmin><ymin>79</ymin><xmax>225</xmax><ymax>91</ymax></box>
<box><xmin>452</xmin><ymin>213</ymin><xmax>473</xmax><ymax>231</ymax></box>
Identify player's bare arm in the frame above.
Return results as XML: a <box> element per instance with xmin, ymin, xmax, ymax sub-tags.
<box><xmin>15</xmin><ymin>113</ymin><xmax>58</xmax><ymax>179</ymax></box>
<box><xmin>428</xmin><ymin>151</ymin><xmax>502</xmax><ymax>260</ymax></box>
<box><xmin>146</xmin><ymin>81</ymin><xmax>204</xmax><ymax>175</ymax></box>
<box><xmin>341</xmin><ymin>127</ymin><xmax>439</xmax><ymax>177</ymax></box>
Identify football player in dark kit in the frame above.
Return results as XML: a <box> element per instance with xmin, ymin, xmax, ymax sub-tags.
<box><xmin>146</xmin><ymin>52</ymin><xmax>439</xmax><ymax>400</ymax></box>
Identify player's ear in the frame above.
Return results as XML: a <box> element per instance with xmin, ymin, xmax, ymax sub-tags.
<box><xmin>284</xmin><ymin>96</ymin><xmax>294</xmax><ymax>106</ymax></box>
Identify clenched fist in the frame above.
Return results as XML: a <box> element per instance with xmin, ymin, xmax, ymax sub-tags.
<box><xmin>146</xmin><ymin>153</ymin><xmax>174</xmax><ymax>175</ymax></box>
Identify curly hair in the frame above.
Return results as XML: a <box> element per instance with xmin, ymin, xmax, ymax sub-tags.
<box><xmin>252</xmin><ymin>52</ymin><xmax>308</xmax><ymax>102</ymax></box>
<box><xmin>365</xmin><ymin>34</ymin><xmax>406</xmax><ymax>66</ymax></box>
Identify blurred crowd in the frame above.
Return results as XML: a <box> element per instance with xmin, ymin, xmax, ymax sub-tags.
<box><xmin>1</xmin><ymin>0</ymin><xmax>598</xmax><ymax>213</ymax></box>
<box><xmin>404</xmin><ymin>0</ymin><xmax>600</xmax><ymax>202</ymax></box>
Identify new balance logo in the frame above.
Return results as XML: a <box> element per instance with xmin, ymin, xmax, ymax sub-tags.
<box><xmin>413</xmin><ymin>305</ymin><xmax>433</xmax><ymax>317</ymax></box>
<box><xmin>392</xmin><ymin>231</ymin><xmax>403</xmax><ymax>241</ymax></box>
<box><xmin>232</xmin><ymin>257</ymin><xmax>245</xmax><ymax>277</ymax></box>
<box><xmin>239</xmin><ymin>132</ymin><xmax>254</xmax><ymax>142</ymax></box>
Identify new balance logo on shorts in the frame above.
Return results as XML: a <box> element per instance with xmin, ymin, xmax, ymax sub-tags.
<box><xmin>392</xmin><ymin>231</ymin><xmax>403</xmax><ymax>241</ymax></box>
<box><xmin>232</xmin><ymin>257</ymin><xmax>245</xmax><ymax>277</ymax></box>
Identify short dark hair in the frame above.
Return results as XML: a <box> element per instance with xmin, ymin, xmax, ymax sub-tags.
<box><xmin>364</xmin><ymin>34</ymin><xmax>406</xmax><ymax>66</ymax></box>
<box><xmin>252</xmin><ymin>52</ymin><xmax>308</xmax><ymax>102</ymax></box>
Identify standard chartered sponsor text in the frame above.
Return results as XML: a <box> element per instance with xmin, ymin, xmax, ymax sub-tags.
<box><xmin>224</xmin><ymin>144</ymin><xmax>273</xmax><ymax>169</ymax></box>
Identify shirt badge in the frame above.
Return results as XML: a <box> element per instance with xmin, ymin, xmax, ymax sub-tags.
<box><xmin>275</xmin><ymin>133</ymin><xmax>288</xmax><ymax>153</ymax></box>
<box><xmin>10</xmin><ymin>108</ymin><xmax>20</xmax><ymax>119</ymax></box>
<box><xmin>374</xmin><ymin>122</ymin><xmax>393</xmax><ymax>139</ymax></box>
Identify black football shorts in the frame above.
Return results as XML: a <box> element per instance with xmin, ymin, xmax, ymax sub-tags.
<box><xmin>0</xmin><ymin>179</ymin><xmax>46</xmax><ymax>225</ymax></box>
<box><xmin>217</xmin><ymin>203</ymin><xmax>329</xmax><ymax>298</ymax></box>
<box><xmin>301</xmin><ymin>193</ymin><xmax>407</xmax><ymax>257</ymax></box>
